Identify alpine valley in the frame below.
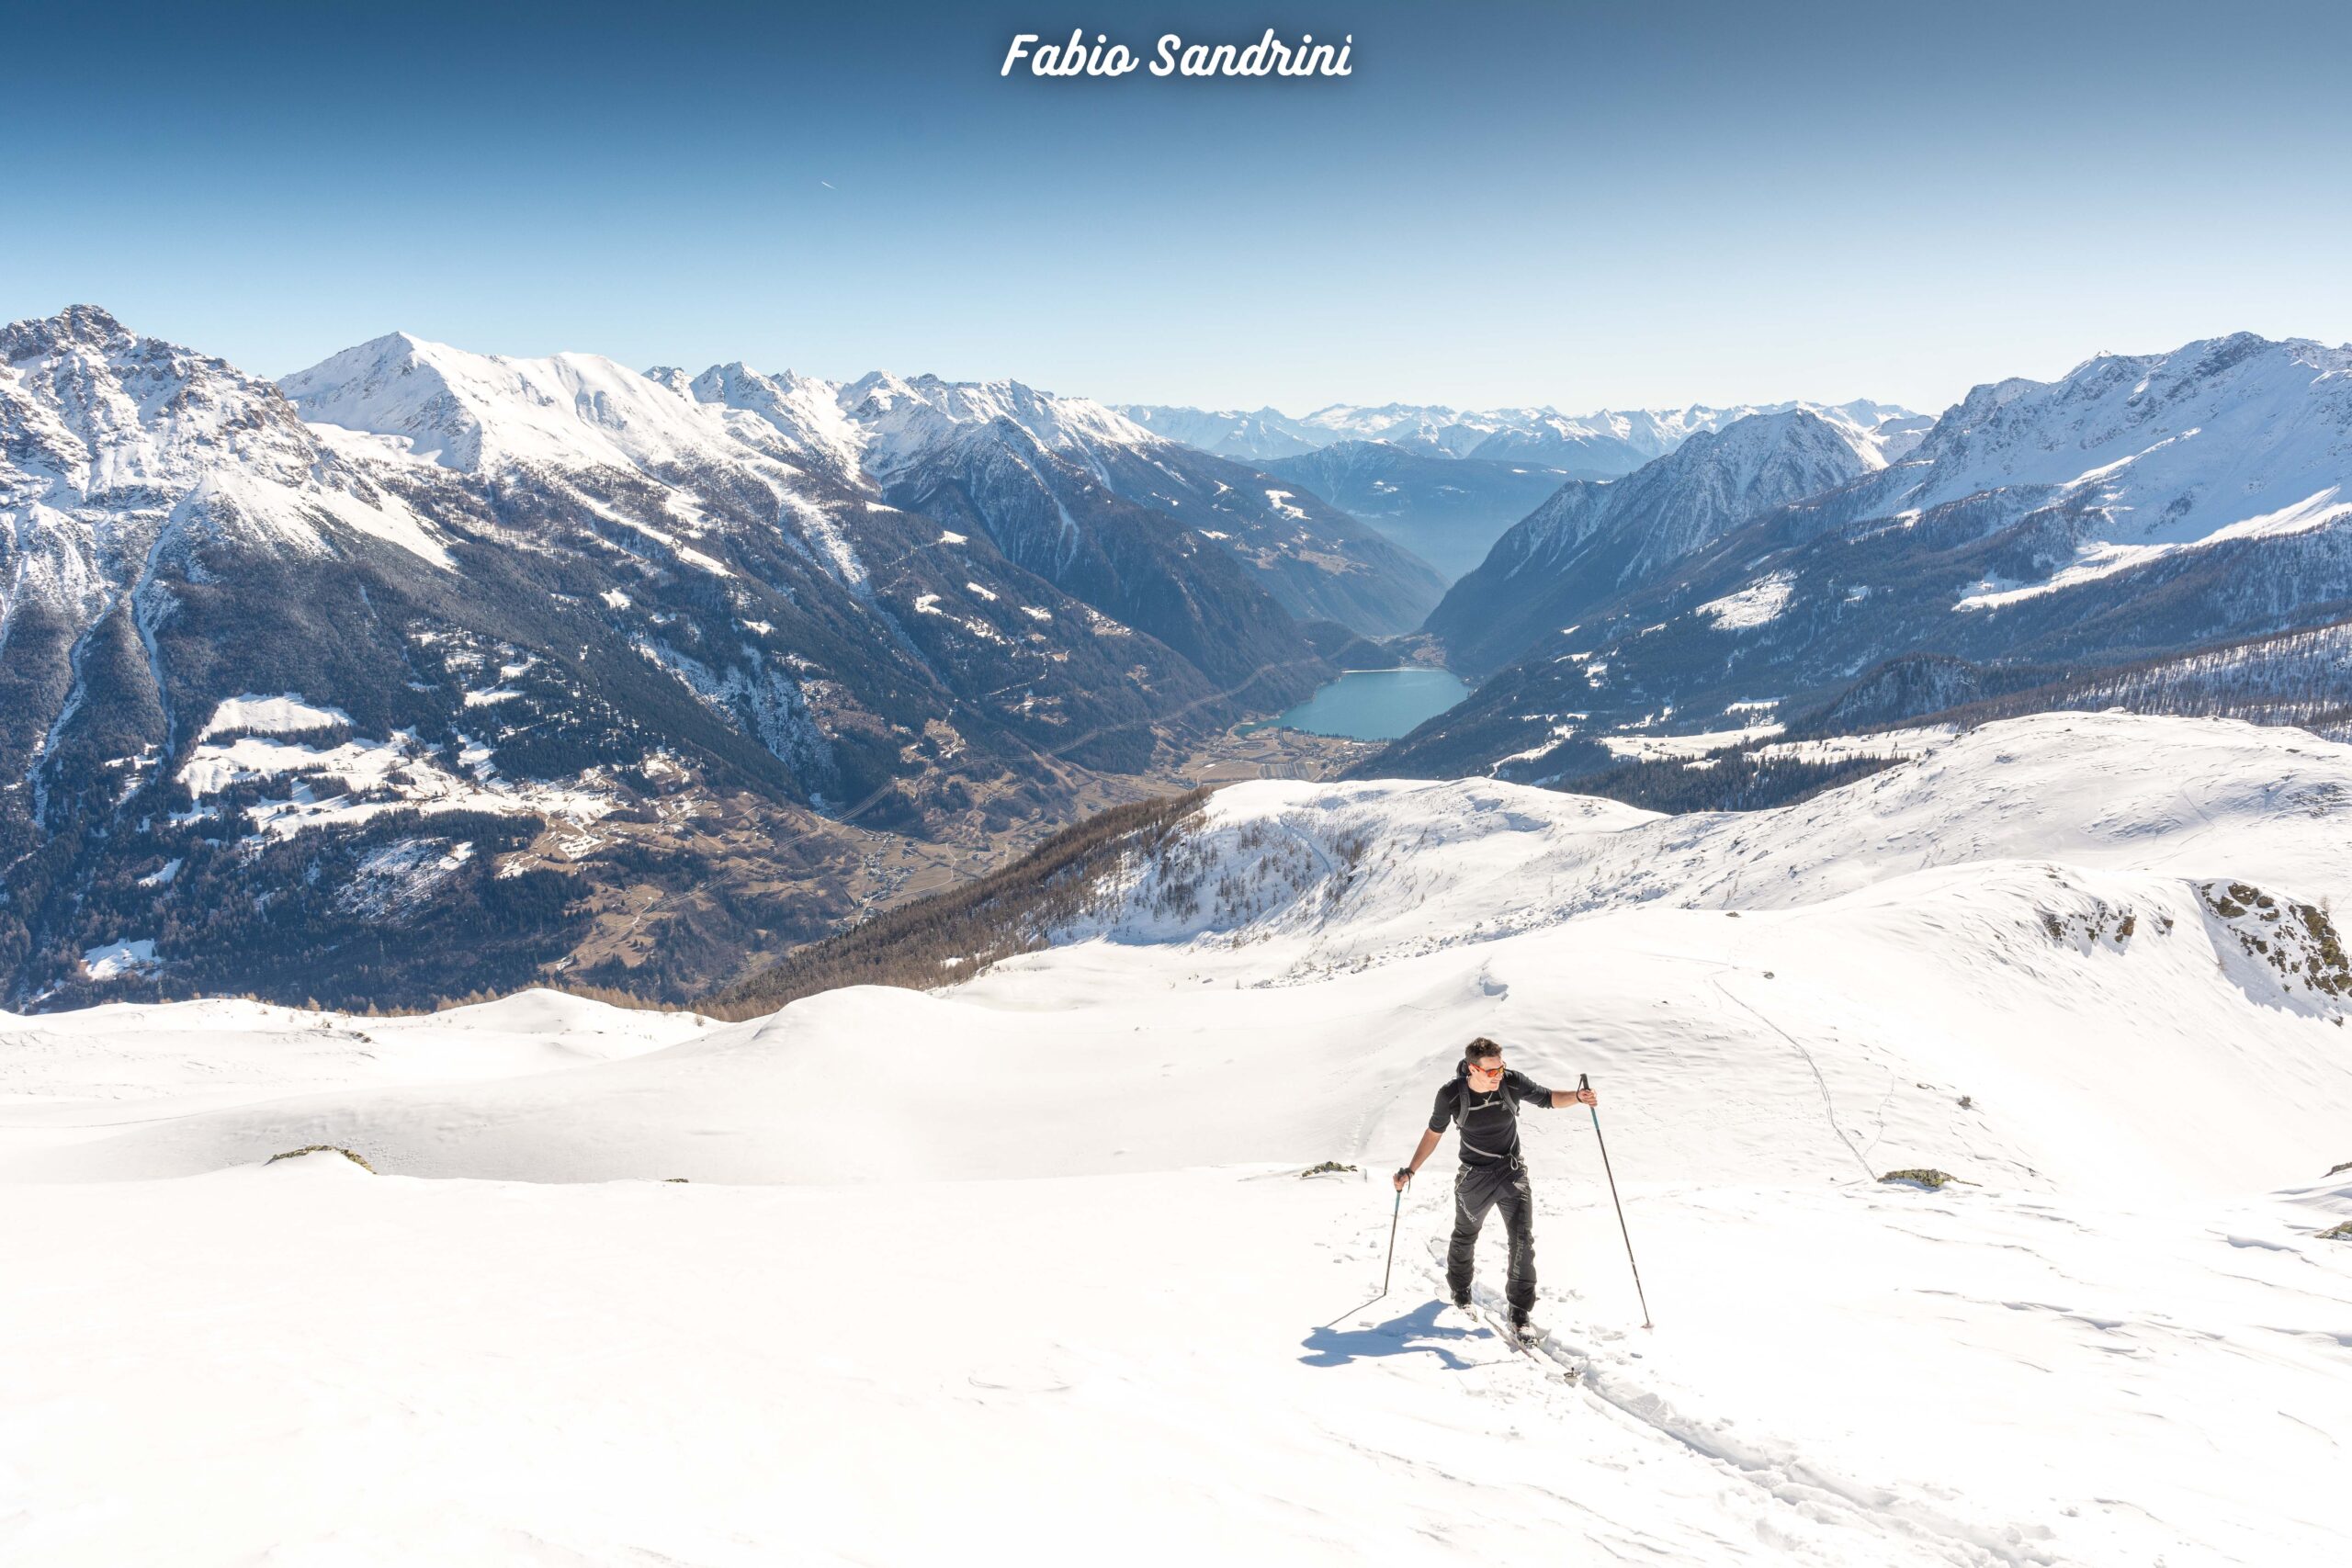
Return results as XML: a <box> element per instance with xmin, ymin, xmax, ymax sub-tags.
<box><xmin>0</xmin><ymin>306</ymin><xmax>1433</xmax><ymax>1010</ymax></box>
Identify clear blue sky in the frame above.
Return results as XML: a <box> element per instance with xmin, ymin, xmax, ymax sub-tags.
<box><xmin>4</xmin><ymin>0</ymin><xmax>2346</xmax><ymax>415</ymax></box>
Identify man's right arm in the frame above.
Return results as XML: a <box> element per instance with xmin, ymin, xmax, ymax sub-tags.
<box><xmin>1395</xmin><ymin>1127</ymin><xmax>1442</xmax><ymax>1190</ymax></box>
<box><xmin>1396</xmin><ymin>1084</ymin><xmax>1455</xmax><ymax>1190</ymax></box>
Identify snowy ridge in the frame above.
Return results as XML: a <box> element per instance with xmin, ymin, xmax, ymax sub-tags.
<box><xmin>280</xmin><ymin>332</ymin><xmax>774</xmax><ymax>479</ymax></box>
<box><xmin>1799</xmin><ymin>332</ymin><xmax>2352</xmax><ymax>615</ymax></box>
<box><xmin>275</xmin><ymin>329</ymin><xmax>1430</xmax><ymax>640</ymax></box>
<box><xmin>675</xmin><ymin>360</ymin><xmax>868</xmax><ymax>478</ymax></box>
<box><xmin>1886</xmin><ymin>333</ymin><xmax>2352</xmax><ymax>547</ymax></box>
<box><xmin>1112</xmin><ymin>402</ymin><xmax>1325</xmax><ymax>459</ymax></box>
<box><xmin>842</xmin><ymin>371</ymin><xmax>1168</xmax><ymax>481</ymax></box>
<box><xmin>1062</xmin><ymin>714</ymin><xmax>2352</xmax><ymax>988</ymax></box>
<box><xmin>1498</xmin><ymin>408</ymin><xmax>1888</xmax><ymax>580</ymax></box>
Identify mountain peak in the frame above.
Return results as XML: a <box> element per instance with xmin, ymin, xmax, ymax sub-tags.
<box><xmin>2</xmin><ymin>303</ymin><xmax>137</xmax><ymax>362</ymax></box>
<box><xmin>677</xmin><ymin>360</ymin><xmax>865</xmax><ymax>475</ymax></box>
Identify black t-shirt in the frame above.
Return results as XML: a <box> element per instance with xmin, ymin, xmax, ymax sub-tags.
<box><xmin>1428</xmin><ymin>1068</ymin><xmax>1556</xmax><ymax>1167</ymax></box>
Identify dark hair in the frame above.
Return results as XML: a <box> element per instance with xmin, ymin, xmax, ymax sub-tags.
<box><xmin>1464</xmin><ymin>1036</ymin><xmax>1503</xmax><ymax>1064</ymax></box>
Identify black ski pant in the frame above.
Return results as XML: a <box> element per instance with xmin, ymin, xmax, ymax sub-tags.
<box><xmin>1446</xmin><ymin>1159</ymin><xmax>1536</xmax><ymax>1314</ymax></box>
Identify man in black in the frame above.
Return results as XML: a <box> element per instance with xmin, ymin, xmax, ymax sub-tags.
<box><xmin>1394</xmin><ymin>1037</ymin><xmax>1596</xmax><ymax>1332</ymax></box>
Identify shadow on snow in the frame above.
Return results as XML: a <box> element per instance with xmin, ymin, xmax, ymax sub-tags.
<box><xmin>1298</xmin><ymin>1300</ymin><xmax>1498</xmax><ymax>1371</ymax></box>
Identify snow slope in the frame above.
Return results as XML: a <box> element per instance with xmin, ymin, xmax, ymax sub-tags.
<box><xmin>5</xmin><ymin>712</ymin><xmax>2351</xmax><ymax>1565</ymax></box>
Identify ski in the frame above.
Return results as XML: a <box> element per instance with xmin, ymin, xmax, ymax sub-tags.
<box><xmin>1424</xmin><ymin>1235</ymin><xmax>1579</xmax><ymax>1380</ymax></box>
<box><xmin>1461</xmin><ymin>1294</ymin><xmax>1578</xmax><ymax>1380</ymax></box>
<box><xmin>1477</xmin><ymin>1303</ymin><xmax>1544</xmax><ymax>1359</ymax></box>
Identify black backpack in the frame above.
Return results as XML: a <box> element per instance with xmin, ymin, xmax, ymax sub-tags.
<box><xmin>1451</xmin><ymin>1060</ymin><xmax>1523</xmax><ymax>1166</ymax></box>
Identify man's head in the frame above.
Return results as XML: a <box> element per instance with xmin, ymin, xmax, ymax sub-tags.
<box><xmin>1464</xmin><ymin>1037</ymin><xmax>1504</xmax><ymax>1088</ymax></box>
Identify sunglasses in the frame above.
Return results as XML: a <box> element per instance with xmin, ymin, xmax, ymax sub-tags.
<box><xmin>1468</xmin><ymin>1060</ymin><xmax>1504</xmax><ymax>1076</ymax></box>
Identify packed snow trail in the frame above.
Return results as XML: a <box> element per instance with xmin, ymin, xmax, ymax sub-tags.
<box><xmin>6</xmin><ymin>713</ymin><xmax>2352</xmax><ymax>1564</ymax></box>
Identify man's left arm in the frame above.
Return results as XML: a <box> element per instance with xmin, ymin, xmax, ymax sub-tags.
<box><xmin>1509</xmin><ymin>1069</ymin><xmax>1596</xmax><ymax>1109</ymax></box>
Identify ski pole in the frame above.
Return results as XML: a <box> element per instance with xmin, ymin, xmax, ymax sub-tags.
<box><xmin>1581</xmin><ymin>1073</ymin><xmax>1653</xmax><ymax>1330</ymax></box>
<box><xmin>1319</xmin><ymin>1184</ymin><xmax>1404</xmax><ymax>1329</ymax></box>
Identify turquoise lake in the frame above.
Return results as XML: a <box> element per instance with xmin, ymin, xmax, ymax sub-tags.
<box><xmin>1253</xmin><ymin>667</ymin><xmax>1472</xmax><ymax>740</ymax></box>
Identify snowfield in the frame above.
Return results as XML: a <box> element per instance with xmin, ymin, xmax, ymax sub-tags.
<box><xmin>6</xmin><ymin>712</ymin><xmax>2352</xmax><ymax>1565</ymax></box>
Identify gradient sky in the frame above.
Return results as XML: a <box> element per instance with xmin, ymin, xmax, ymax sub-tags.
<box><xmin>4</xmin><ymin>0</ymin><xmax>2348</xmax><ymax>415</ymax></box>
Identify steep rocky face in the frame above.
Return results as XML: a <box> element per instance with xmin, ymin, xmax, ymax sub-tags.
<box><xmin>0</xmin><ymin>307</ymin><xmax>455</xmax><ymax>801</ymax></box>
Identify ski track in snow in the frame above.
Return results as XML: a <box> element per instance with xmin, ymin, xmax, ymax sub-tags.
<box><xmin>6</xmin><ymin>712</ymin><xmax>2352</xmax><ymax>1565</ymax></box>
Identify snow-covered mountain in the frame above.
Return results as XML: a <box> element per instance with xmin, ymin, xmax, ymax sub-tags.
<box><xmin>1112</xmin><ymin>402</ymin><xmax>1324</xmax><ymax>459</ymax></box>
<box><xmin>1386</xmin><ymin>333</ymin><xmax>2352</xmax><ymax>784</ymax></box>
<box><xmin>823</xmin><ymin>372</ymin><xmax>1446</xmax><ymax>638</ymax></box>
<box><xmin>660</xmin><ymin>361</ymin><xmax>867</xmax><ymax>479</ymax></box>
<box><xmin>9</xmin><ymin>711</ymin><xmax>2350</xmax><ymax>1565</ymax></box>
<box><xmin>0</xmin><ymin>306</ymin><xmax>453</xmax><ymax>809</ymax></box>
<box><xmin>1424</xmin><ymin>408</ymin><xmax>1887</xmax><ymax>674</ymax></box>
<box><xmin>1808</xmin><ymin>333</ymin><xmax>2352</xmax><ymax>570</ymax></box>
<box><xmin>285</xmin><ymin>335</ymin><xmax>1431</xmax><ymax>667</ymax></box>
<box><xmin>849</xmin><ymin>372</ymin><xmax>1168</xmax><ymax>476</ymax></box>
<box><xmin>1118</xmin><ymin>397</ymin><xmax>1923</xmax><ymax>469</ymax></box>
<box><xmin>1</xmin><ymin>308</ymin><xmax>1349</xmax><ymax>1012</ymax></box>
<box><xmin>278</xmin><ymin>333</ymin><xmax>1338</xmax><ymax>751</ymax></box>
<box><xmin>285</xmin><ymin>332</ymin><xmax>764</xmax><ymax>479</ymax></box>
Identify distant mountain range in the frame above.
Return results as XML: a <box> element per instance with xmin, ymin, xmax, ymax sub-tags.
<box><xmin>1374</xmin><ymin>333</ymin><xmax>2352</xmax><ymax>784</ymax></box>
<box><xmin>1129</xmin><ymin>399</ymin><xmax>1925</xmax><ymax>581</ymax></box>
<box><xmin>1118</xmin><ymin>397</ymin><xmax>1926</xmax><ymax>468</ymax></box>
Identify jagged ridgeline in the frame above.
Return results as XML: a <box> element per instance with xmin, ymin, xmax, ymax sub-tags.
<box><xmin>706</xmin><ymin>787</ymin><xmax>1212</xmax><ymax>1019</ymax></box>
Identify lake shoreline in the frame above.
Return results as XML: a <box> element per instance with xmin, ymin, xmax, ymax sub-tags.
<box><xmin>1240</xmin><ymin>666</ymin><xmax>1471</xmax><ymax>741</ymax></box>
